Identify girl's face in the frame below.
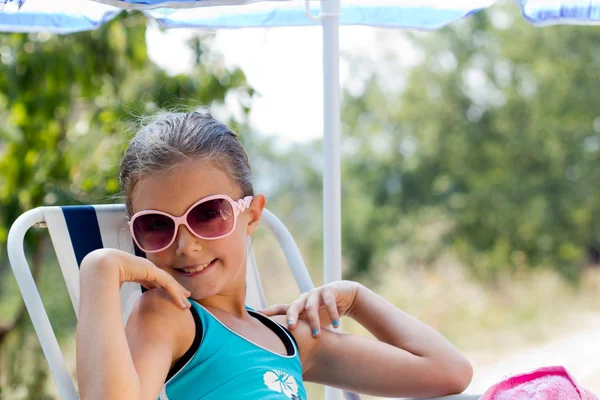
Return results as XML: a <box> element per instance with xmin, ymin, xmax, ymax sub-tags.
<box><xmin>130</xmin><ymin>158</ymin><xmax>265</xmax><ymax>300</ymax></box>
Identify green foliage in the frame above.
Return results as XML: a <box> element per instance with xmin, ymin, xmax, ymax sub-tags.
<box><xmin>0</xmin><ymin>13</ymin><xmax>252</xmax><ymax>397</ymax></box>
<box><xmin>338</xmin><ymin>4</ymin><xmax>600</xmax><ymax>279</ymax></box>
<box><xmin>259</xmin><ymin>3</ymin><xmax>600</xmax><ymax>281</ymax></box>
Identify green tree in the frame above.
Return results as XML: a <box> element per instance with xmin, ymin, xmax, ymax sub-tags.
<box><xmin>340</xmin><ymin>3</ymin><xmax>600</xmax><ymax>279</ymax></box>
<box><xmin>0</xmin><ymin>13</ymin><xmax>253</xmax><ymax>397</ymax></box>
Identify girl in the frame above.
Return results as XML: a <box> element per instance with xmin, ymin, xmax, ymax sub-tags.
<box><xmin>76</xmin><ymin>111</ymin><xmax>472</xmax><ymax>399</ymax></box>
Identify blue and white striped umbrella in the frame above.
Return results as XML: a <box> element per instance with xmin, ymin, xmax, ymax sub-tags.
<box><xmin>1</xmin><ymin>1</ymin><xmax>600</xmax><ymax>33</ymax></box>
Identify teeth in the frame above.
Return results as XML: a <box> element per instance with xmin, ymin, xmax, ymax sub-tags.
<box><xmin>181</xmin><ymin>260</ymin><xmax>212</xmax><ymax>273</ymax></box>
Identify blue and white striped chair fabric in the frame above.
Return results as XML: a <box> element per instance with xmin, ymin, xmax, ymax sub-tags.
<box><xmin>44</xmin><ymin>205</ymin><xmax>141</xmax><ymax>322</ymax></box>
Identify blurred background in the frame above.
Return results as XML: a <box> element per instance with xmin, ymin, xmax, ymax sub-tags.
<box><xmin>1</xmin><ymin>0</ymin><xmax>599</xmax><ymax>398</ymax></box>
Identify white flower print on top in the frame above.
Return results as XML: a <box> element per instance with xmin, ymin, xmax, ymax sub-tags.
<box><xmin>263</xmin><ymin>370</ymin><xmax>300</xmax><ymax>399</ymax></box>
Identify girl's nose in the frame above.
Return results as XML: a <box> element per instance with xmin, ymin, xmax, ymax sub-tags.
<box><xmin>175</xmin><ymin>225</ymin><xmax>203</xmax><ymax>256</ymax></box>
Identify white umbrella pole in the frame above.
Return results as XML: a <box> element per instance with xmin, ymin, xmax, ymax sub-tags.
<box><xmin>321</xmin><ymin>0</ymin><xmax>342</xmax><ymax>398</ymax></box>
<box><xmin>321</xmin><ymin>0</ymin><xmax>341</xmax><ymax>298</ymax></box>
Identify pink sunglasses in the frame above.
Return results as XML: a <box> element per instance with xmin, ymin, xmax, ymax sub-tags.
<box><xmin>129</xmin><ymin>194</ymin><xmax>253</xmax><ymax>253</ymax></box>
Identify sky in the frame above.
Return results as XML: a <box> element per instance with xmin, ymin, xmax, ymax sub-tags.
<box><xmin>146</xmin><ymin>24</ymin><xmax>420</xmax><ymax>144</ymax></box>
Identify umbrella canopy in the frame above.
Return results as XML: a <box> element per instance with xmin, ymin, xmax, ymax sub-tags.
<box><xmin>2</xmin><ymin>0</ymin><xmax>600</xmax><ymax>34</ymax></box>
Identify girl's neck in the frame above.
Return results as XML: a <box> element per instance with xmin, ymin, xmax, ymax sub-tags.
<box><xmin>196</xmin><ymin>292</ymin><xmax>249</xmax><ymax>319</ymax></box>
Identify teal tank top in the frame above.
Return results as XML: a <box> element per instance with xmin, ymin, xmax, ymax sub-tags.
<box><xmin>159</xmin><ymin>300</ymin><xmax>307</xmax><ymax>400</ymax></box>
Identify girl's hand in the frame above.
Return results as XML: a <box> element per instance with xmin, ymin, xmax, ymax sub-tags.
<box><xmin>260</xmin><ymin>280</ymin><xmax>361</xmax><ymax>337</ymax></box>
<box><xmin>81</xmin><ymin>249</ymin><xmax>191</xmax><ymax>309</ymax></box>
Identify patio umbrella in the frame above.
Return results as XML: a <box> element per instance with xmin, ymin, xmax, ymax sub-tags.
<box><xmin>2</xmin><ymin>1</ymin><xmax>600</xmax><ymax>399</ymax></box>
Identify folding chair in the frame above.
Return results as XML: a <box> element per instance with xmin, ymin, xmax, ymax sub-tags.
<box><xmin>8</xmin><ymin>205</ymin><xmax>365</xmax><ymax>399</ymax></box>
<box><xmin>8</xmin><ymin>205</ymin><xmax>477</xmax><ymax>400</ymax></box>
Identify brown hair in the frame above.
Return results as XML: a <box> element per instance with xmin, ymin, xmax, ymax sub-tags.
<box><xmin>120</xmin><ymin>111</ymin><xmax>253</xmax><ymax>215</ymax></box>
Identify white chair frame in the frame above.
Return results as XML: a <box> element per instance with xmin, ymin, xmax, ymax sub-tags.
<box><xmin>8</xmin><ymin>205</ymin><xmax>477</xmax><ymax>400</ymax></box>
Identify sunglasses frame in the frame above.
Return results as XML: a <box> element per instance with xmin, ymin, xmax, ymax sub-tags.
<box><xmin>129</xmin><ymin>194</ymin><xmax>254</xmax><ymax>253</ymax></box>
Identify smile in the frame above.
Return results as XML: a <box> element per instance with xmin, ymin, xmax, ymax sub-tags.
<box><xmin>176</xmin><ymin>259</ymin><xmax>217</xmax><ymax>276</ymax></box>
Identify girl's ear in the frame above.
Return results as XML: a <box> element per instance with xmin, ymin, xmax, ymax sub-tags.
<box><xmin>246</xmin><ymin>194</ymin><xmax>266</xmax><ymax>236</ymax></box>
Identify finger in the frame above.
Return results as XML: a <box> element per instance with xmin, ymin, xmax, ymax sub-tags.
<box><xmin>286</xmin><ymin>293</ymin><xmax>308</xmax><ymax>330</ymax></box>
<box><xmin>154</xmin><ymin>269</ymin><xmax>190</xmax><ymax>309</ymax></box>
<box><xmin>129</xmin><ymin>259</ymin><xmax>190</xmax><ymax>305</ymax></box>
<box><xmin>146</xmin><ymin>263</ymin><xmax>190</xmax><ymax>297</ymax></box>
<box><xmin>260</xmin><ymin>304</ymin><xmax>289</xmax><ymax>317</ymax></box>
<box><xmin>304</xmin><ymin>290</ymin><xmax>322</xmax><ymax>338</ymax></box>
<box><xmin>322</xmin><ymin>288</ymin><xmax>341</xmax><ymax>329</ymax></box>
<box><xmin>140</xmin><ymin>277</ymin><xmax>160</xmax><ymax>288</ymax></box>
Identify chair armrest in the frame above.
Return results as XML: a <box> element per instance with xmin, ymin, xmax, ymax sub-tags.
<box><xmin>261</xmin><ymin>209</ymin><xmax>315</xmax><ymax>293</ymax></box>
<box><xmin>8</xmin><ymin>208</ymin><xmax>79</xmax><ymax>400</ymax></box>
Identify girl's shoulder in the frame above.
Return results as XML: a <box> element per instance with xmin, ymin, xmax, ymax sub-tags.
<box><xmin>127</xmin><ymin>288</ymin><xmax>197</xmax><ymax>360</ymax></box>
<box><xmin>133</xmin><ymin>287</ymin><xmax>193</xmax><ymax>320</ymax></box>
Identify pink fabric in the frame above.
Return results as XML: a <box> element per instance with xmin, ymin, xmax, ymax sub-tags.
<box><xmin>480</xmin><ymin>366</ymin><xmax>598</xmax><ymax>400</ymax></box>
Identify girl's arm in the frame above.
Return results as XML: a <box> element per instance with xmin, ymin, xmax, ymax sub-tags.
<box><xmin>76</xmin><ymin>249</ymin><xmax>192</xmax><ymax>400</ymax></box>
<box><xmin>265</xmin><ymin>281</ymin><xmax>472</xmax><ymax>398</ymax></box>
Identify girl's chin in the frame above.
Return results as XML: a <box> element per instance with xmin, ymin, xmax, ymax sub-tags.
<box><xmin>186</xmin><ymin>285</ymin><xmax>221</xmax><ymax>301</ymax></box>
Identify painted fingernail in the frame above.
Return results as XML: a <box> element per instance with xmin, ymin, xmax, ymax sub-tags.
<box><xmin>312</xmin><ymin>328</ymin><xmax>319</xmax><ymax>337</ymax></box>
<box><xmin>287</xmin><ymin>319</ymin><xmax>294</xmax><ymax>326</ymax></box>
<box><xmin>333</xmin><ymin>320</ymin><xmax>339</xmax><ymax>327</ymax></box>
<box><xmin>181</xmin><ymin>300</ymin><xmax>188</xmax><ymax>308</ymax></box>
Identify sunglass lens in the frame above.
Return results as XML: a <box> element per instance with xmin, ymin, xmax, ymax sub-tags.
<box><xmin>187</xmin><ymin>198</ymin><xmax>234</xmax><ymax>238</ymax></box>
<box><xmin>133</xmin><ymin>214</ymin><xmax>175</xmax><ymax>251</ymax></box>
